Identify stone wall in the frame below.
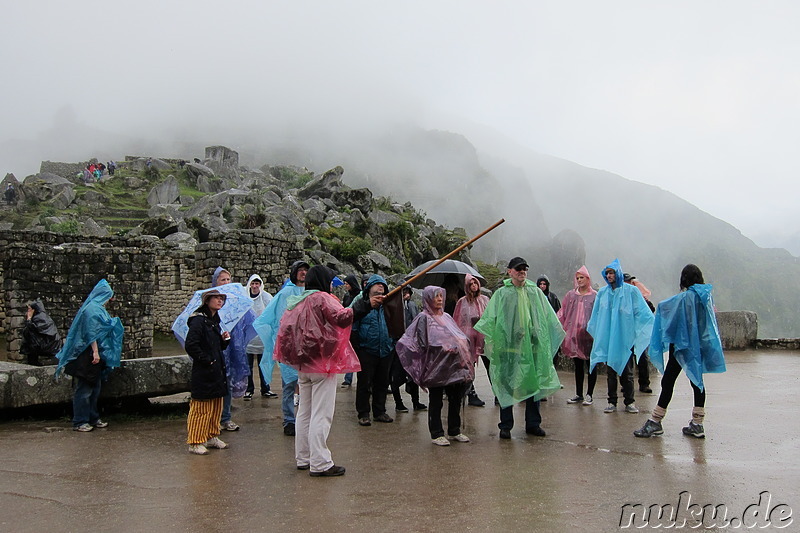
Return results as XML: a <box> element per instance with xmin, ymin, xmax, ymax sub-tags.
<box><xmin>39</xmin><ymin>160</ymin><xmax>88</xmax><ymax>183</ymax></box>
<box><xmin>716</xmin><ymin>311</ymin><xmax>758</xmax><ymax>350</ymax></box>
<box><xmin>1</xmin><ymin>229</ymin><xmax>303</xmax><ymax>360</ymax></box>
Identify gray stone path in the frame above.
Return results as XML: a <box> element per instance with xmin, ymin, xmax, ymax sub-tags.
<box><xmin>0</xmin><ymin>349</ymin><xmax>798</xmax><ymax>532</ymax></box>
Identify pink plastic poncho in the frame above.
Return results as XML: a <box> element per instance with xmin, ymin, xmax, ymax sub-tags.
<box><xmin>557</xmin><ymin>266</ymin><xmax>597</xmax><ymax>361</ymax></box>
<box><xmin>273</xmin><ymin>291</ymin><xmax>361</xmax><ymax>374</ymax></box>
<box><xmin>452</xmin><ymin>273</ymin><xmax>490</xmax><ymax>363</ymax></box>
<box><xmin>396</xmin><ymin>286</ymin><xmax>475</xmax><ymax>388</ymax></box>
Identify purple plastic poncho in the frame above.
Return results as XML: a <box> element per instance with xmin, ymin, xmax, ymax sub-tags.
<box><xmin>273</xmin><ymin>291</ymin><xmax>361</xmax><ymax>374</ymax></box>
<box><xmin>452</xmin><ymin>273</ymin><xmax>489</xmax><ymax>363</ymax></box>
<box><xmin>557</xmin><ymin>266</ymin><xmax>597</xmax><ymax>361</ymax></box>
<box><xmin>396</xmin><ymin>286</ymin><xmax>474</xmax><ymax>389</ymax></box>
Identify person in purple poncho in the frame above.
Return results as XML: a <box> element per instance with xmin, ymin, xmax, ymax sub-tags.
<box><xmin>634</xmin><ymin>264</ymin><xmax>726</xmax><ymax>439</ymax></box>
<box><xmin>396</xmin><ymin>286</ymin><xmax>474</xmax><ymax>446</ymax></box>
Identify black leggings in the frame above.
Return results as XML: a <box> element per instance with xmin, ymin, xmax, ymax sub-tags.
<box><xmin>657</xmin><ymin>346</ymin><xmax>705</xmax><ymax>410</ymax></box>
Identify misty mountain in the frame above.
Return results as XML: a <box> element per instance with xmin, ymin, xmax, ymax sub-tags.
<box><xmin>242</xmin><ymin>124</ymin><xmax>798</xmax><ymax>338</ymax></box>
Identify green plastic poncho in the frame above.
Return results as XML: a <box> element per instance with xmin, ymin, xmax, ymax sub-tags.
<box><xmin>474</xmin><ymin>278</ymin><xmax>565</xmax><ymax>407</ymax></box>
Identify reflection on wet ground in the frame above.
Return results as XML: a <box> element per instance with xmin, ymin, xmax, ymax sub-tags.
<box><xmin>0</xmin><ymin>350</ymin><xmax>798</xmax><ymax>532</ymax></box>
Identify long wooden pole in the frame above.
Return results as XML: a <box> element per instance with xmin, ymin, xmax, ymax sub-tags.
<box><xmin>385</xmin><ymin>218</ymin><xmax>505</xmax><ymax>299</ymax></box>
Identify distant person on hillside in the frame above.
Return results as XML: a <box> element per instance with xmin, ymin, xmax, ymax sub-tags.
<box><xmin>107</xmin><ymin>161</ymin><xmax>116</xmax><ymax>176</ymax></box>
<box><xmin>4</xmin><ymin>183</ymin><xmax>17</xmax><ymax>204</ymax></box>
<box><xmin>624</xmin><ymin>272</ymin><xmax>656</xmax><ymax>393</ymax></box>
<box><xmin>634</xmin><ymin>264</ymin><xmax>726</xmax><ymax>439</ymax></box>
<box><xmin>587</xmin><ymin>259</ymin><xmax>654</xmax><ymax>416</ymax></box>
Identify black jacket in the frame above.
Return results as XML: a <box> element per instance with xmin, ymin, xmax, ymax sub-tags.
<box><xmin>185</xmin><ymin>311</ymin><xmax>229</xmax><ymax>399</ymax></box>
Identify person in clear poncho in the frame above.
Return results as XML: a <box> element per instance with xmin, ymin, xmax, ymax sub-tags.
<box><xmin>396</xmin><ymin>286</ymin><xmax>474</xmax><ymax>446</ymax></box>
<box><xmin>557</xmin><ymin>266</ymin><xmax>598</xmax><ymax>406</ymax></box>
<box><xmin>474</xmin><ymin>257</ymin><xmax>565</xmax><ymax>439</ymax></box>
<box><xmin>587</xmin><ymin>259</ymin><xmax>654</xmax><ymax>414</ymax></box>
<box><xmin>55</xmin><ymin>280</ymin><xmax>124</xmax><ymax>432</ymax></box>
<box><xmin>273</xmin><ymin>265</ymin><xmax>360</xmax><ymax>476</ymax></box>
<box><xmin>634</xmin><ymin>264</ymin><xmax>726</xmax><ymax>439</ymax></box>
<box><xmin>453</xmin><ymin>273</ymin><xmax>490</xmax><ymax>407</ymax></box>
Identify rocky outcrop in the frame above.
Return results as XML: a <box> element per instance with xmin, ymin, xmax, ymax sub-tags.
<box><xmin>147</xmin><ymin>175</ymin><xmax>180</xmax><ymax>206</ymax></box>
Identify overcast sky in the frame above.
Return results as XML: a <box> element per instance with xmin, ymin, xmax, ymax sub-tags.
<box><xmin>2</xmin><ymin>1</ymin><xmax>798</xmax><ymax>250</ymax></box>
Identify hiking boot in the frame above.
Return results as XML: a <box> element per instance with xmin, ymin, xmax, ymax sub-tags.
<box><xmin>188</xmin><ymin>444</ymin><xmax>209</xmax><ymax>455</ymax></box>
<box><xmin>603</xmin><ymin>404</ymin><xmax>617</xmax><ymax>413</ymax></box>
<box><xmin>221</xmin><ymin>421</ymin><xmax>240</xmax><ymax>431</ymax></box>
<box><xmin>395</xmin><ymin>403</ymin><xmax>409</xmax><ymax>413</ymax></box>
<box><xmin>204</xmin><ymin>436</ymin><xmax>228</xmax><ymax>449</ymax></box>
<box><xmin>310</xmin><ymin>465</ymin><xmax>346</xmax><ymax>477</ymax></box>
<box><xmin>283</xmin><ymin>423</ymin><xmax>296</xmax><ymax>436</ymax></box>
<box><xmin>582</xmin><ymin>395</ymin><xmax>593</xmax><ymax>406</ymax></box>
<box><xmin>73</xmin><ymin>423</ymin><xmax>93</xmax><ymax>432</ymax></box>
<box><xmin>526</xmin><ymin>426</ymin><xmax>546</xmax><ymax>437</ymax></box>
<box><xmin>499</xmin><ymin>429</ymin><xmax>511</xmax><ymax>439</ymax></box>
<box><xmin>93</xmin><ymin>420</ymin><xmax>109</xmax><ymax>428</ymax></box>
<box><xmin>373</xmin><ymin>413</ymin><xmax>394</xmax><ymax>423</ymax></box>
<box><xmin>413</xmin><ymin>403</ymin><xmax>427</xmax><ymax>411</ymax></box>
<box><xmin>682</xmin><ymin>421</ymin><xmax>705</xmax><ymax>439</ymax></box>
<box><xmin>432</xmin><ymin>436</ymin><xmax>450</xmax><ymax>446</ymax></box>
<box><xmin>566</xmin><ymin>395</ymin><xmax>583</xmax><ymax>404</ymax></box>
<box><xmin>358</xmin><ymin>417</ymin><xmax>371</xmax><ymax>426</ymax></box>
<box><xmin>634</xmin><ymin>419</ymin><xmax>664</xmax><ymax>438</ymax></box>
<box><xmin>468</xmin><ymin>394</ymin><xmax>486</xmax><ymax>407</ymax></box>
<box><xmin>449</xmin><ymin>433</ymin><xmax>470</xmax><ymax>443</ymax></box>
<box><xmin>625</xmin><ymin>404</ymin><xmax>640</xmax><ymax>414</ymax></box>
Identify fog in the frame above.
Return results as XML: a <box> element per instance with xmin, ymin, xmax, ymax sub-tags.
<box><xmin>2</xmin><ymin>1</ymin><xmax>799</xmax><ymax>252</ymax></box>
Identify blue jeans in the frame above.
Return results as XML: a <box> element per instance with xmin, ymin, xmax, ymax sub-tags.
<box><xmin>343</xmin><ymin>372</ymin><xmax>353</xmax><ymax>385</ymax></box>
<box><xmin>282</xmin><ymin>376</ymin><xmax>297</xmax><ymax>426</ymax></box>
<box><xmin>499</xmin><ymin>396</ymin><xmax>542</xmax><ymax>431</ymax></box>
<box><xmin>221</xmin><ymin>380</ymin><xmax>233</xmax><ymax>424</ymax></box>
<box><xmin>73</xmin><ymin>377</ymin><xmax>101</xmax><ymax>427</ymax></box>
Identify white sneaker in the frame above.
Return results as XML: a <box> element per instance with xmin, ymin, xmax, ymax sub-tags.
<box><xmin>625</xmin><ymin>404</ymin><xmax>639</xmax><ymax>414</ymax></box>
<box><xmin>432</xmin><ymin>436</ymin><xmax>450</xmax><ymax>446</ymax></box>
<box><xmin>221</xmin><ymin>421</ymin><xmax>240</xmax><ymax>431</ymax></box>
<box><xmin>293</xmin><ymin>394</ymin><xmax>300</xmax><ymax>406</ymax></box>
<box><xmin>449</xmin><ymin>433</ymin><xmax>470</xmax><ymax>443</ymax></box>
<box><xmin>189</xmin><ymin>444</ymin><xmax>209</xmax><ymax>455</ymax></box>
<box><xmin>582</xmin><ymin>395</ymin><xmax>593</xmax><ymax>406</ymax></box>
<box><xmin>603</xmin><ymin>404</ymin><xmax>617</xmax><ymax>413</ymax></box>
<box><xmin>204</xmin><ymin>436</ymin><xmax>228</xmax><ymax>449</ymax></box>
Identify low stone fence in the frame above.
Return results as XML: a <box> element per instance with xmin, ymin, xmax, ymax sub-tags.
<box><xmin>716</xmin><ymin>311</ymin><xmax>758</xmax><ymax>350</ymax></box>
<box><xmin>0</xmin><ymin>356</ymin><xmax>192</xmax><ymax>410</ymax></box>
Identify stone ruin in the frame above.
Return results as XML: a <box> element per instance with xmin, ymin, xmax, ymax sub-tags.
<box><xmin>0</xmin><ymin>228</ymin><xmax>302</xmax><ymax>362</ymax></box>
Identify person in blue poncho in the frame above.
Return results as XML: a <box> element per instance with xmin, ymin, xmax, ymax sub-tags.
<box><xmin>634</xmin><ymin>265</ymin><xmax>725</xmax><ymax>439</ymax></box>
<box><xmin>55</xmin><ymin>280</ymin><xmax>124</xmax><ymax>432</ymax></box>
<box><xmin>255</xmin><ymin>260</ymin><xmax>309</xmax><ymax>436</ymax></box>
<box><xmin>587</xmin><ymin>259</ymin><xmax>654</xmax><ymax>415</ymax></box>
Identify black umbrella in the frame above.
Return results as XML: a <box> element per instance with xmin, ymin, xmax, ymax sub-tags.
<box><xmin>405</xmin><ymin>259</ymin><xmax>486</xmax><ymax>289</ymax></box>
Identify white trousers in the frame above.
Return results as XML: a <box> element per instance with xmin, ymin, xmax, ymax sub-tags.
<box><xmin>295</xmin><ymin>372</ymin><xmax>337</xmax><ymax>472</ymax></box>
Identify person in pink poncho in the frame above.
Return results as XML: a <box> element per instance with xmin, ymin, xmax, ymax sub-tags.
<box><xmin>273</xmin><ymin>265</ymin><xmax>361</xmax><ymax>477</ymax></box>
<box><xmin>557</xmin><ymin>266</ymin><xmax>598</xmax><ymax>406</ymax></box>
<box><xmin>396</xmin><ymin>286</ymin><xmax>475</xmax><ymax>446</ymax></box>
<box><xmin>453</xmin><ymin>273</ymin><xmax>490</xmax><ymax>407</ymax></box>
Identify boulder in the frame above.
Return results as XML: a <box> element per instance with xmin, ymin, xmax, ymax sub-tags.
<box><xmin>196</xmin><ymin>174</ymin><xmax>225</xmax><ymax>194</ymax></box>
<box><xmin>123</xmin><ymin>177</ymin><xmax>147</xmax><ymax>189</ymax></box>
<box><xmin>48</xmin><ymin>187</ymin><xmax>76</xmax><ymax>209</ymax></box>
<box><xmin>308</xmin><ymin>250</ymin><xmax>348</xmax><ymax>274</ymax></box>
<box><xmin>81</xmin><ymin>217</ymin><xmax>109</xmax><ymax>237</ymax></box>
<box><xmin>332</xmin><ymin>188</ymin><xmax>372</xmax><ymax>214</ymax></box>
<box><xmin>362</xmin><ymin>250</ymin><xmax>392</xmax><ymax>271</ymax></box>
<box><xmin>179</xmin><ymin>195</ymin><xmax>195</xmax><ymax>206</ymax></box>
<box><xmin>205</xmin><ymin>146</ymin><xmax>239</xmax><ymax>167</ymax></box>
<box><xmin>74</xmin><ymin>190</ymin><xmax>109</xmax><ymax>207</ymax></box>
<box><xmin>186</xmin><ymin>162</ymin><xmax>215</xmax><ymax>178</ymax></box>
<box><xmin>139</xmin><ymin>214</ymin><xmax>180</xmax><ymax>238</ymax></box>
<box><xmin>148</xmin><ymin>204</ymin><xmax>182</xmax><ymax>219</ymax></box>
<box><xmin>147</xmin><ymin>175</ymin><xmax>180</xmax><ymax>206</ymax></box>
<box><xmin>265</xmin><ymin>205</ymin><xmax>308</xmax><ymax>235</ymax></box>
<box><xmin>22</xmin><ymin>172</ymin><xmax>74</xmax><ymax>203</ymax></box>
<box><xmin>306</xmin><ymin>207</ymin><xmax>327</xmax><ymax>225</ymax></box>
<box><xmin>369</xmin><ymin>209</ymin><xmax>400</xmax><ymax>225</ymax></box>
<box><xmin>164</xmin><ymin>231</ymin><xmax>198</xmax><ymax>250</ymax></box>
<box><xmin>298</xmin><ymin>166</ymin><xmax>345</xmax><ymax>199</ymax></box>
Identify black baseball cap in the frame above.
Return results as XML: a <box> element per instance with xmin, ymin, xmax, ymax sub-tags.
<box><xmin>507</xmin><ymin>257</ymin><xmax>529</xmax><ymax>269</ymax></box>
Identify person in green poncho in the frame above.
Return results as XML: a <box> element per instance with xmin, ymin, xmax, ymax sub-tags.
<box><xmin>474</xmin><ymin>257</ymin><xmax>565</xmax><ymax>439</ymax></box>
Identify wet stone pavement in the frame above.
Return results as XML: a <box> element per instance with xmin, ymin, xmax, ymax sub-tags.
<box><xmin>0</xmin><ymin>349</ymin><xmax>798</xmax><ymax>533</ymax></box>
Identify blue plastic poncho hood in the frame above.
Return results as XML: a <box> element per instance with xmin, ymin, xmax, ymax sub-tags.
<box><xmin>55</xmin><ymin>280</ymin><xmax>124</xmax><ymax>378</ymax></box>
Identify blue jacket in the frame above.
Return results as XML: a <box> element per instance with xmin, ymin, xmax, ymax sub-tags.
<box><xmin>354</xmin><ymin>275</ymin><xmax>395</xmax><ymax>358</ymax></box>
